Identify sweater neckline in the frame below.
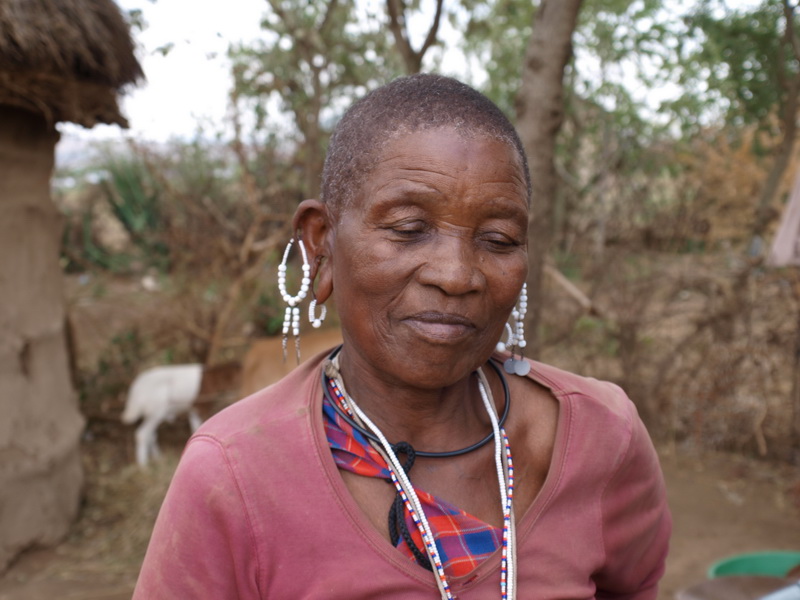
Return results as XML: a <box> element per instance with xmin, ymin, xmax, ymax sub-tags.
<box><xmin>306</xmin><ymin>352</ymin><xmax>571</xmax><ymax>593</ymax></box>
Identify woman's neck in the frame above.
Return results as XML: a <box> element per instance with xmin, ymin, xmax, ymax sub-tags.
<box><xmin>335</xmin><ymin>348</ymin><xmax>500</xmax><ymax>453</ymax></box>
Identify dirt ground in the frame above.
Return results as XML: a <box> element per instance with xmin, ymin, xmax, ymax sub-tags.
<box><xmin>0</xmin><ymin>434</ymin><xmax>798</xmax><ymax>600</ymax></box>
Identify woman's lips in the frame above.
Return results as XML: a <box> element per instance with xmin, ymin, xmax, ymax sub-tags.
<box><xmin>403</xmin><ymin>312</ymin><xmax>476</xmax><ymax>342</ymax></box>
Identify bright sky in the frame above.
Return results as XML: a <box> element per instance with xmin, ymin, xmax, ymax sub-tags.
<box><xmin>58</xmin><ymin>0</ymin><xmax>267</xmax><ymax>154</ymax></box>
<box><xmin>57</xmin><ymin>0</ymin><xmax>765</xmax><ymax>165</ymax></box>
<box><xmin>57</xmin><ymin>0</ymin><xmax>469</xmax><ymax>164</ymax></box>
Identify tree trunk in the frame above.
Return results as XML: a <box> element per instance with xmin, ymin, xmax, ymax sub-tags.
<box><xmin>0</xmin><ymin>106</ymin><xmax>84</xmax><ymax>572</ymax></box>
<box><xmin>753</xmin><ymin>0</ymin><xmax>800</xmax><ymax>239</ymax></box>
<box><xmin>753</xmin><ymin>93</ymin><xmax>798</xmax><ymax>238</ymax></box>
<box><xmin>515</xmin><ymin>0</ymin><xmax>583</xmax><ymax>359</ymax></box>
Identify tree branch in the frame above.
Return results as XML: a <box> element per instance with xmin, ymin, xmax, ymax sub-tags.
<box><xmin>386</xmin><ymin>0</ymin><xmax>416</xmax><ymax>72</ymax></box>
<box><xmin>419</xmin><ymin>0</ymin><xmax>444</xmax><ymax>60</ymax></box>
<box><xmin>319</xmin><ymin>0</ymin><xmax>339</xmax><ymax>34</ymax></box>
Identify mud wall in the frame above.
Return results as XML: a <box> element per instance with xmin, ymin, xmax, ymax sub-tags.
<box><xmin>0</xmin><ymin>106</ymin><xmax>84</xmax><ymax>572</ymax></box>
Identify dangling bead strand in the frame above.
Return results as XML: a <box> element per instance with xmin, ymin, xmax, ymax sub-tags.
<box><xmin>292</xmin><ymin>306</ymin><xmax>301</xmax><ymax>362</ymax></box>
<box><xmin>514</xmin><ymin>284</ymin><xmax>528</xmax><ymax>350</ymax></box>
<box><xmin>499</xmin><ymin>283</ymin><xmax>530</xmax><ymax>377</ymax></box>
<box><xmin>478</xmin><ymin>369</ymin><xmax>516</xmax><ymax>600</ymax></box>
<box><xmin>282</xmin><ymin>306</ymin><xmax>291</xmax><ymax>361</ymax></box>
<box><xmin>503</xmin><ymin>430</ymin><xmax>516</xmax><ymax>599</ymax></box>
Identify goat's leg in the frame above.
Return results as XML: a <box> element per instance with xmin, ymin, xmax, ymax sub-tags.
<box><xmin>188</xmin><ymin>409</ymin><xmax>203</xmax><ymax>433</ymax></box>
<box><xmin>150</xmin><ymin>437</ymin><xmax>162</xmax><ymax>461</ymax></box>
<box><xmin>134</xmin><ymin>423</ymin><xmax>151</xmax><ymax>467</ymax></box>
<box><xmin>135</xmin><ymin>416</ymin><xmax>161</xmax><ymax>467</ymax></box>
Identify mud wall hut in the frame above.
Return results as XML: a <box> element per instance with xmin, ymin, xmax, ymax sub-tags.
<box><xmin>0</xmin><ymin>0</ymin><xmax>142</xmax><ymax>571</ymax></box>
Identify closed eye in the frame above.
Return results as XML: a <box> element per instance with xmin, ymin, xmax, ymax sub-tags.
<box><xmin>387</xmin><ymin>219</ymin><xmax>428</xmax><ymax>239</ymax></box>
<box><xmin>479</xmin><ymin>232</ymin><xmax>523</xmax><ymax>251</ymax></box>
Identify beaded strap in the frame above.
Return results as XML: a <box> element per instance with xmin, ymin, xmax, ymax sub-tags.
<box><xmin>326</xmin><ymin>361</ymin><xmax>516</xmax><ymax>600</ymax></box>
<box><xmin>329</xmin><ymin>377</ymin><xmax>454</xmax><ymax>599</ymax></box>
<box><xmin>477</xmin><ymin>368</ymin><xmax>516</xmax><ymax>600</ymax></box>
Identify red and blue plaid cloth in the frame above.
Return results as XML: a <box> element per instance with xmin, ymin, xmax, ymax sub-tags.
<box><xmin>323</xmin><ymin>392</ymin><xmax>501</xmax><ymax>576</ymax></box>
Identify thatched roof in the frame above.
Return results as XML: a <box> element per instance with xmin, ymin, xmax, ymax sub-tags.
<box><xmin>0</xmin><ymin>0</ymin><xmax>144</xmax><ymax>127</ymax></box>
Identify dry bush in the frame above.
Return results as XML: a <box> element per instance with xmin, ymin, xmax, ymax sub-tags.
<box><xmin>674</xmin><ymin>127</ymin><xmax>769</xmax><ymax>245</ymax></box>
<box><xmin>668</xmin><ymin>339</ymin><xmax>786</xmax><ymax>456</ymax></box>
<box><xmin>541</xmin><ymin>249</ymin><xmax>799</xmax><ymax>460</ymax></box>
<box><xmin>656</xmin><ymin>264</ymin><xmax>799</xmax><ymax>458</ymax></box>
<box><xmin>637</xmin><ymin>124</ymin><xmax>800</xmax><ymax>252</ymax></box>
<box><xmin>540</xmin><ymin>114</ymin><xmax>800</xmax><ymax>461</ymax></box>
<box><xmin>58</xmin><ymin>135</ymin><xmax>304</xmax><ymax>366</ymax></box>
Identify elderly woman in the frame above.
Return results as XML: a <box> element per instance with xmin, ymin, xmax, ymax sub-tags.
<box><xmin>133</xmin><ymin>74</ymin><xmax>670</xmax><ymax>599</ymax></box>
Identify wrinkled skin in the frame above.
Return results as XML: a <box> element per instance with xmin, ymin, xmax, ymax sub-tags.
<box><xmin>294</xmin><ymin>126</ymin><xmax>553</xmax><ymax>537</ymax></box>
<box><xmin>300</xmin><ymin>127</ymin><xmax>527</xmax><ymax>398</ymax></box>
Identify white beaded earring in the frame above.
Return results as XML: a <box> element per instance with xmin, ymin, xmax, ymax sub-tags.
<box><xmin>513</xmin><ymin>283</ymin><xmax>528</xmax><ymax>350</ymax></box>
<box><xmin>277</xmin><ymin>238</ymin><xmax>311</xmax><ymax>363</ymax></box>
<box><xmin>496</xmin><ymin>283</ymin><xmax>531</xmax><ymax>376</ymax></box>
<box><xmin>308</xmin><ymin>298</ymin><xmax>327</xmax><ymax>329</ymax></box>
<box><xmin>496</xmin><ymin>323</ymin><xmax>514</xmax><ymax>353</ymax></box>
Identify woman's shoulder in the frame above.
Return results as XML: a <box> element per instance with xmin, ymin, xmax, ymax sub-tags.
<box><xmin>524</xmin><ymin>359</ymin><xmax>636</xmax><ymax>420</ymax></box>
<box><xmin>501</xmin><ymin>356</ymin><xmax>644</xmax><ymax>462</ymax></box>
<box><xmin>194</xmin><ymin>355</ymin><xmax>324</xmax><ymax>444</ymax></box>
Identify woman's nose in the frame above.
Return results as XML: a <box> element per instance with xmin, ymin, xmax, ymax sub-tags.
<box><xmin>415</xmin><ymin>234</ymin><xmax>483</xmax><ymax>295</ymax></box>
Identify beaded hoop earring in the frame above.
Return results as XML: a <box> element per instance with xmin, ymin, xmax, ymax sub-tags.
<box><xmin>495</xmin><ymin>323</ymin><xmax>514</xmax><ymax>354</ymax></box>
<box><xmin>277</xmin><ymin>238</ymin><xmax>311</xmax><ymax>363</ymax></box>
<box><xmin>496</xmin><ymin>283</ymin><xmax>530</xmax><ymax>376</ymax></box>
<box><xmin>308</xmin><ymin>298</ymin><xmax>327</xmax><ymax>329</ymax></box>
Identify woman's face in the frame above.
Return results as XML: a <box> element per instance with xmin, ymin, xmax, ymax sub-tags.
<box><xmin>330</xmin><ymin>127</ymin><xmax>529</xmax><ymax>390</ymax></box>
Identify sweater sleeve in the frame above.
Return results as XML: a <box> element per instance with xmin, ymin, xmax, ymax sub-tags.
<box><xmin>133</xmin><ymin>436</ymin><xmax>261</xmax><ymax>600</ymax></box>
<box><xmin>594</xmin><ymin>401</ymin><xmax>672</xmax><ymax>600</ymax></box>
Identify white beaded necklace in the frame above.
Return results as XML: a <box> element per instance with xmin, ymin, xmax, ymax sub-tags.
<box><xmin>325</xmin><ymin>360</ymin><xmax>517</xmax><ymax>600</ymax></box>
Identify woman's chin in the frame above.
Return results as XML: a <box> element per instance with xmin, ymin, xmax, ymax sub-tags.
<box><xmin>376</xmin><ymin>339</ymin><xmax>493</xmax><ymax>389</ymax></box>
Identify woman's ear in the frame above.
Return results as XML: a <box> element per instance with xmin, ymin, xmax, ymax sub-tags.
<box><xmin>293</xmin><ymin>199</ymin><xmax>334</xmax><ymax>304</ymax></box>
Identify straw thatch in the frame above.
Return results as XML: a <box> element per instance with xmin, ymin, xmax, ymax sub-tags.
<box><xmin>0</xmin><ymin>0</ymin><xmax>144</xmax><ymax>127</ymax></box>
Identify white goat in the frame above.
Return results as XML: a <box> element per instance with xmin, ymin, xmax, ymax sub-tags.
<box><xmin>122</xmin><ymin>328</ymin><xmax>340</xmax><ymax>466</ymax></box>
<box><xmin>121</xmin><ymin>364</ymin><xmax>204</xmax><ymax>467</ymax></box>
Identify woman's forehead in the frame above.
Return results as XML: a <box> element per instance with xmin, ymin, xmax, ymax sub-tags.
<box><xmin>378</xmin><ymin>125</ymin><xmax>517</xmax><ymax>157</ymax></box>
<box><xmin>368</xmin><ymin>130</ymin><xmax>521</xmax><ymax>191</ymax></box>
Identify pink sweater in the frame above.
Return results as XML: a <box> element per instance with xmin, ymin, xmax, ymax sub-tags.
<box><xmin>134</xmin><ymin>353</ymin><xmax>671</xmax><ymax>599</ymax></box>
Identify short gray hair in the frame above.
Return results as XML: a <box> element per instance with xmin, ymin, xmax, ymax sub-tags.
<box><xmin>320</xmin><ymin>73</ymin><xmax>531</xmax><ymax>216</ymax></box>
